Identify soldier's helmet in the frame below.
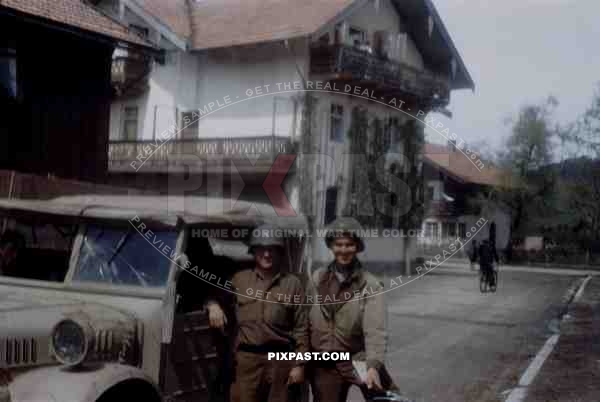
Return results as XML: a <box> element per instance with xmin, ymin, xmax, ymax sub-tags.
<box><xmin>248</xmin><ymin>224</ymin><xmax>286</xmax><ymax>254</ymax></box>
<box><xmin>324</xmin><ymin>217</ymin><xmax>365</xmax><ymax>253</ymax></box>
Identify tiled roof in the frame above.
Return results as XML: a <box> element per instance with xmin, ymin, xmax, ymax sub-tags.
<box><xmin>424</xmin><ymin>143</ymin><xmax>505</xmax><ymax>187</ymax></box>
<box><xmin>133</xmin><ymin>0</ymin><xmax>191</xmax><ymax>40</ymax></box>
<box><xmin>0</xmin><ymin>0</ymin><xmax>153</xmax><ymax>48</ymax></box>
<box><xmin>188</xmin><ymin>0</ymin><xmax>355</xmax><ymax>50</ymax></box>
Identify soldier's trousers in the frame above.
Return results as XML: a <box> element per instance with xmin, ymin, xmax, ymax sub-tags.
<box><xmin>230</xmin><ymin>351</ymin><xmax>294</xmax><ymax>402</ymax></box>
<box><xmin>310</xmin><ymin>361</ymin><xmax>399</xmax><ymax>402</ymax></box>
<box><xmin>310</xmin><ymin>361</ymin><xmax>358</xmax><ymax>402</ymax></box>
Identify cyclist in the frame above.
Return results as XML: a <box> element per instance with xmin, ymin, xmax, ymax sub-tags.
<box><xmin>468</xmin><ymin>239</ymin><xmax>478</xmax><ymax>271</ymax></box>
<box><xmin>477</xmin><ymin>239</ymin><xmax>499</xmax><ymax>288</ymax></box>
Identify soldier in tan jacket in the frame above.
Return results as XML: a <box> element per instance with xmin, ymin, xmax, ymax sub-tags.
<box><xmin>207</xmin><ymin>227</ymin><xmax>309</xmax><ymax>402</ymax></box>
<box><xmin>308</xmin><ymin>218</ymin><xmax>388</xmax><ymax>402</ymax></box>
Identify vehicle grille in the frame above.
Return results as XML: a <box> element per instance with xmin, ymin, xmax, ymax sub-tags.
<box><xmin>0</xmin><ymin>338</ymin><xmax>38</xmax><ymax>366</ymax></box>
<box><xmin>94</xmin><ymin>330</ymin><xmax>117</xmax><ymax>360</ymax></box>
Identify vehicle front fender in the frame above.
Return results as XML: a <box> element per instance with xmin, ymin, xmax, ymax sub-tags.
<box><xmin>9</xmin><ymin>363</ymin><xmax>159</xmax><ymax>402</ymax></box>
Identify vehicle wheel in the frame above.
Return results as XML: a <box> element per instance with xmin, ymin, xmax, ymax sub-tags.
<box><xmin>96</xmin><ymin>380</ymin><xmax>161</xmax><ymax>402</ymax></box>
<box><xmin>479</xmin><ymin>272</ymin><xmax>487</xmax><ymax>293</ymax></box>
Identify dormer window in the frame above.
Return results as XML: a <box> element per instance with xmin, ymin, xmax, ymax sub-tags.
<box><xmin>129</xmin><ymin>24</ymin><xmax>149</xmax><ymax>40</ymax></box>
<box><xmin>349</xmin><ymin>27</ymin><xmax>367</xmax><ymax>47</ymax></box>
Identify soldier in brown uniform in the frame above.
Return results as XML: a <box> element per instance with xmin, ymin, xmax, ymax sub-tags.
<box><xmin>207</xmin><ymin>227</ymin><xmax>309</xmax><ymax>402</ymax></box>
<box><xmin>309</xmin><ymin>218</ymin><xmax>389</xmax><ymax>402</ymax></box>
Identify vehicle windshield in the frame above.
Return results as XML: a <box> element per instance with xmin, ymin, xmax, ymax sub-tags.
<box><xmin>72</xmin><ymin>225</ymin><xmax>177</xmax><ymax>288</ymax></box>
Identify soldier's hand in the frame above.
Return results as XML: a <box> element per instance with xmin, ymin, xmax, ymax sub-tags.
<box><xmin>207</xmin><ymin>302</ymin><xmax>227</xmax><ymax>331</ymax></box>
<box><xmin>366</xmin><ymin>367</ymin><xmax>382</xmax><ymax>391</ymax></box>
<box><xmin>287</xmin><ymin>366</ymin><xmax>305</xmax><ymax>385</ymax></box>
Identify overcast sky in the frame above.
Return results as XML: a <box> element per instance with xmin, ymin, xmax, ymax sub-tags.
<box><xmin>425</xmin><ymin>0</ymin><xmax>600</xmax><ymax>151</ymax></box>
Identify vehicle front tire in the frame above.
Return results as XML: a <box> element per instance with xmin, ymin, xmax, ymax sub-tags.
<box><xmin>97</xmin><ymin>379</ymin><xmax>161</xmax><ymax>402</ymax></box>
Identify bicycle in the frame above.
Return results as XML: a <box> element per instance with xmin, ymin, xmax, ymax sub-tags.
<box><xmin>479</xmin><ymin>265</ymin><xmax>498</xmax><ymax>293</ymax></box>
<box><xmin>351</xmin><ymin>361</ymin><xmax>415</xmax><ymax>402</ymax></box>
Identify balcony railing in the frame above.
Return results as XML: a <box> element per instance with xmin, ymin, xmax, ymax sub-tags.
<box><xmin>108</xmin><ymin>136</ymin><xmax>296</xmax><ymax>173</ymax></box>
<box><xmin>310</xmin><ymin>44</ymin><xmax>450</xmax><ymax>106</ymax></box>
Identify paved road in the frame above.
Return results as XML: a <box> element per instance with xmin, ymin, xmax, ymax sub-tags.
<box><xmin>348</xmin><ymin>270</ymin><xmax>579</xmax><ymax>402</ymax></box>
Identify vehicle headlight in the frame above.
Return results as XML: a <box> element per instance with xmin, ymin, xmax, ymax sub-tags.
<box><xmin>51</xmin><ymin>319</ymin><xmax>93</xmax><ymax>367</ymax></box>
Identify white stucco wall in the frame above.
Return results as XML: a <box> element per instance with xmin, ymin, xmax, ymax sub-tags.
<box><xmin>194</xmin><ymin>38</ymin><xmax>309</xmax><ymax>139</ymax></box>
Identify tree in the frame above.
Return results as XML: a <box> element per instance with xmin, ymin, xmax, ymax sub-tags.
<box><xmin>570</xmin><ymin>83</ymin><xmax>600</xmax><ymax>157</ymax></box>
<box><xmin>556</xmin><ymin>86</ymin><xmax>600</xmax><ymax>262</ymax></box>
<box><xmin>497</xmin><ymin>96</ymin><xmax>560</xmax><ymax>249</ymax></box>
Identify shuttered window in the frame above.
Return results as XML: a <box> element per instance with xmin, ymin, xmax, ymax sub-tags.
<box><xmin>122</xmin><ymin>106</ymin><xmax>138</xmax><ymax>140</ymax></box>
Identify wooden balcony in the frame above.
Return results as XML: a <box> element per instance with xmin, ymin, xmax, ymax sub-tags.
<box><xmin>310</xmin><ymin>44</ymin><xmax>450</xmax><ymax>107</ymax></box>
<box><xmin>108</xmin><ymin>136</ymin><xmax>296</xmax><ymax>174</ymax></box>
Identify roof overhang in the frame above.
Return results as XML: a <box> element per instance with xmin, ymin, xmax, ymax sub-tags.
<box><xmin>390</xmin><ymin>0</ymin><xmax>474</xmax><ymax>91</ymax></box>
<box><xmin>0</xmin><ymin>3</ymin><xmax>161</xmax><ymax>58</ymax></box>
<box><xmin>122</xmin><ymin>0</ymin><xmax>189</xmax><ymax>51</ymax></box>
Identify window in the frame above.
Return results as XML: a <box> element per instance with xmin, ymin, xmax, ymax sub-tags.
<box><xmin>349</xmin><ymin>26</ymin><xmax>367</xmax><ymax>46</ymax></box>
<box><xmin>448</xmin><ymin>222</ymin><xmax>457</xmax><ymax>237</ymax></box>
<box><xmin>373</xmin><ymin>30</ymin><xmax>390</xmax><ymax>58</ymax></box>
<box><xmin>0</xmin><ymin>48</ymin><xmax>17</xmax><ymax>99</ymax></box>
<box><xmin>442</xmin><ymin>222</ymin><xmax>456</xmax><ymax>238</ymax></box>
<box><xmin>425</xmin><ymin>222</ymin><xmax>439</xmax><ymax>239</ymax></box>
<box><xmin>324</xmin><ymin>187</ymin><xmax>338</xmax><ymax>225</ymax></box>
<box><xmin>122</xmin><ymin>106</ymin><xmax>138</xmax><ymax>140</ymax></box>
<box><xmin>129</xmin><ymin>24</ymin><xmax>149</xmax><ymax>39</ymax></box>
<box><xmin>330</xmin><ymin>104</ymin><xmax>344</xmax><ymax>142</ymax></box>
<box><xmin>180</xmin><ymin>110</ymin><xmax>199</xmax><ymax>139</ymax></box>
<box><xmin>458</xmin><ymin>223</ymin><xmax>467</xmax><ymax>239</ymax></box>
<box><xmin>426</xmin><ymin>184</ymin><xmax>435</xmax><ymax>201</ymax></box>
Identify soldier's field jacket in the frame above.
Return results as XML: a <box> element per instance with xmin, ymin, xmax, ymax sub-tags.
<box><xmin>308</xmin><ymin>261</ymin><xmax>387</xmax><ymax>370</ymax></box>
<box><xmin>230</xmin><ymin>269</ymin><xmax>309</xmax><ymax>356</ymax></box>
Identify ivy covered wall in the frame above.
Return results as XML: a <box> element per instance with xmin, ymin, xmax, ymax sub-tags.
<box><xmin>343</xmin><ymin>107</ymin><xmax>425</xmax><ymax>231</ymax></box>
